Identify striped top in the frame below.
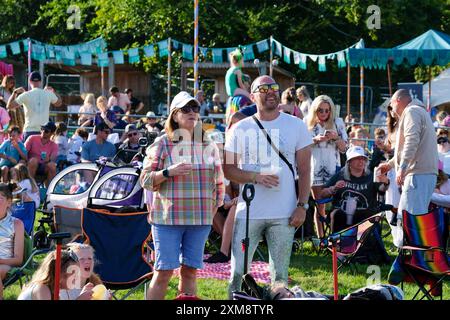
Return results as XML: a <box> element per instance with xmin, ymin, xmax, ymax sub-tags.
<box><xmin>140</xmin><ymin>134</ymin><xmax>225</xmax><ymax>225</ymax></box>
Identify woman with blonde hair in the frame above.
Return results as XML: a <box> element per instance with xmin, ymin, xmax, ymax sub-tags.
<box><xmin>78</xmin><ymin>93</ymin><xmax>97</xmax><ymax>127</ymax></box>
<box><xmin>307</xmin><ymin>95</ymin><xmax>347</xmax><ymax>238</ymax></box>
<box><xmin>12</xmin><ymin>163</ymin><xmax>40</xmax><ymax>208</ymax></box>
<box><xmin>296</xmin><ymin>86</ymin><xmax>312</xmax><ymax>118</ymax></box>
<box><xmin>18</xmin><ymin>249</ymin><xmax>94</xmax><ymax>300</ymax></box>
<box><xmin>141</xmin><ymin>91</ymin><xmax>225</xmax><ymax>300</ymax></box>
<box><xmin>94</xmin><ymin>96</ymin><xmax>116</xmax><ymax>130</ymax></box>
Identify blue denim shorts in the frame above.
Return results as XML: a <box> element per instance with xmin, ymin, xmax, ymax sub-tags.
<box><xmin>152</xmin><ymin>224</ymin><xmax>211</xmax><ymax>271</ymax></box>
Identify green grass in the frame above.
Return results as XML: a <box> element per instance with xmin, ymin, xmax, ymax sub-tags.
<box><xmin>4</xmin><ymin>216</ymin><xmax>449</xmax><ymax>300</ymax></box>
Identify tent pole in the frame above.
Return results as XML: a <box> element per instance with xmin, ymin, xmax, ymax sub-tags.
<box><xmin>360</xmin><ymin>66</ymin><xmax>364</xmax><ymax>123</ymax></box>
<box><xmin>347</xmin><ymin>63</ymin><xmax>350</xmax><ymax>119</ymax></box>
<box><xmin>387</xmin><ymin>61</ymin><xmax>392</xmax><ymax>97</ymax></box>
<box><xmin>428</xmin><ymin>67</ymin><xmax>432</xmax><ymax>112</ymax></box>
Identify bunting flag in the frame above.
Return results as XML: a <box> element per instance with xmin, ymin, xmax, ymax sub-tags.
<box><xmin>337</xmin><ymin>51</ymin><xmax>347</xmax><ymax>68</ymax></box>
<box><xmin>272</xmin><ymin>39</ymin><xmax>282</xmax><ymax>57</ymax></box>
<box><xmin>0</xmin><ymin>46</ymin><xmax>7</xmax><ymax>59</ymax></box>
<box><xmin>318</xmin><ymin>55</ymin><xmax>326</xmax><ymax>71</ymax></box>
<box><xmin>298</xmin><ymin>54</ymin><xmax>307</xmax><ymax>70</ymax></box>
<box><xmin>9</xmin><ymin>42</ymin><xmax>21</xmax><ymax>55</ymax></box>
<box><xmin>243</xmin><ymin>44</ymin><xmax>255</xmax><ymax>61</ymax></box>
<box><xmin>62</xmin><ymin>47</ymin><xmax>76</xmax><ymax>66</ymax></box>
<box><xmin>143</xmin><ymin>45</ymin><xmax>155</xmax><ymax>58</ymax></box>
<box><xmin>31</xmin><ymin>44</ymin><xmax>46</xmax><ymax>61</ymax></box>
<box><xmin>113</xmin><ymin>50</ymin><xmax>124</xmax><ymax>64</ymax></box>
<box><xmin>128</xmin><ymin>47</ymin><xmax>140</xmax><ymax>63</ymax></box>
<box><xmin>182</xmin><ymin>43</ymin><xmax>193</xmax><ymax>60</ymax></box>
<box><xmin>256</xmin><ymin>39</ymin><xmax>269</xmax><ymax>53</ymax></box>
<box><xmin>97</xmin><ymin>52</ymin><xmax>109</xmax><ymax>67</ymax></box>
<box><xmin>80</xmin><ymin>52</ymin><xmax>92</xmax><ymax>66</ymax></box>
<box><xmin>172</xmin><ymin>40</ymin><xmax>180</xmax><ymax>50</ymax></box>
<box><xmin>22</xmin><ymin>40</ymin><xmax>29</xmax><ymax>52</ymax></box>
<box><xmin>212</xmin><ymin>48</ymin><xmax>223</xmax><ymax>63</ymax></box>
<box><xmin>283</xmin><ymin>47</ymin><xmax>291</xmax><ymax>64</ymax></box>
<box><xmin>158</xmin><ymin>40</ymin><xmax>169</xmax><ymax>57</ymax></box>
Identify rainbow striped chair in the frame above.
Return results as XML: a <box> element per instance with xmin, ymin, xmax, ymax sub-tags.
<box><xmin>389</xmin><ymin>205</ymin><xmax>449</xmax><ymax>300</ymax></box>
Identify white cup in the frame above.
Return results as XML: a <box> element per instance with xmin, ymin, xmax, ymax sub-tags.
<box><xmin>261</xmin><ymin>165</ymin><xmax>282</xmax><ymax>191</ymax></box>
<box><xmin>179</xmin><ymin>155</ymin><xmax>192</xmax><ymax>164</ymax></box>
<box><xmin>344</xmin><ymin>197</ymin><xmax>357</xmax><ymax>225</ymax></box>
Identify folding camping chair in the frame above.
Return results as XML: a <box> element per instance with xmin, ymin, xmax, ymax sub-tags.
<box><xmin>10</xmin><ymin>201</ymin><xmax>36</xmax><ymax>237</ymax></box>
<box><xmin>325</xmin><ymin>212</ymin><xmax>386</xmax><ymax>272</ymax></box>
<box><xmin>81</xmin><ymin>207</ymin><xmax>153</xmax><ymax>300</ymax></box>
<box><xmin>389</xmin><ymin>205</ymin><xmax>449</xmax><ymax>300</ymax></box>
<box><xmin>52</xmin><ymin>205</ymin><xmax>84</xmax><ymax>244</ymax></box>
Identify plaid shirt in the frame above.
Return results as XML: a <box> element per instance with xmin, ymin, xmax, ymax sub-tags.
<box><xmin>140</xmin><ymin>135</ymin><xmax>225</xmax><ymax>225</ymax></box>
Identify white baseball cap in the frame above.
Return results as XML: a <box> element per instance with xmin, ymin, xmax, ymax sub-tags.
<box><xmin>170</xmin><ymin>91</ymin><xmax>200</xmax><ymax>113</ymax></box>
<box><xmin>146</xmin><ymin>111</ymin><xmax>156</xmax><ymax>118</ymax></box>
<box><xmin>346</xmin><ymin>146</ymin><xmax>368</xmax><ymax>162</ymax></box>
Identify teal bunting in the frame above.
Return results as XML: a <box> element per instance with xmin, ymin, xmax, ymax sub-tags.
<box><xmin>80</xmin><ymin>52</ymin><xmax>92</xmax><ymax>66</ymax></box>
<box><xmin>0</xmin><ymin>46</ymin><xmax>6</xmax><ymax>59</ymax></box>
<box><xmin>283</xmin><ymin>47</ymin><xmax>291</xmax><ymax>64</ymax></box>
<box><xmin>9</xmin><ymin>42</ymin><xmax>21</xmax><ymax>55</ymax></box>
<box><xmin>158</xmin><ymin>40</ymin><xmax>169</xmax><ymax>57</ymax></box>
<box><xmin>293</xmin><ymin>51</ymin><xmax>300</xmax><ymax>65</ymax></box>
<box><xmin>182</xmin><ymin>44</ymin><xmax>193</xmax><ymax>60</ymax></box>
<box><xmin>97</xmin><ymin>52</ymin><xmax>109</xmax><ymax>67</ymax></box>
<box><xmin>172</xmin><ymin>40</ymin><xmax>180</xmax><ymax>50</ymax></box>
<box><xmin>144</xmin><ymin>45</ymin><xmax>155</xmax><ymax>57</ymax></box>
<box><xmin>337</xmin><ymin>51</ymin><xmax>346</xmax><ymax>68</ymax></box>
<box><xmin>128</xmin><ymin>48</ymin><xmax>140</xmax><ymax>63</ymax></box>
<box><xmin>22</xmin><ymin>40</ymin><xmax>29</xmax><ymax>52</ymax></box>
<box><xmin>243</xmin><ymin>45</ymin><xmax>254</xmax><ymax>61</ymax></box>
<box><xmin>212</xmin><ymin>48</ymin><xmax>223</xmax><ymax>63</ymax></box>
<box><xmin>298</xmin><ymin>54</ymin><xmax>307</xmax><ymax>69</ymax></box>
<box><xmin>272</xmin><ymin>39</ymin><xmax>282</xmax><ymax>57</ymax></box>
<box><xmin>199</xmin><ymin>47</ymin><xmax>208</xmax><ymax>58</ymax></box>
<box><xmin>256</xmin><ymin>39</ymin><xmax>269</xmax><ymax>53</ymax></box>
<box><xmin>112</xmin><ymin>51</ymin><xmax>124</xmax><ymax>64</ymax></box>
<box><xmin>318</xmin><ymin>56</ymin><xmax>326</xmax><ymax>71</ymax></box>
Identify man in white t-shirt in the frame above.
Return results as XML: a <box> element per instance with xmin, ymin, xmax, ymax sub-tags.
<box><xmin>107</xmin><ymin>86</ymin><xmax>131</xmax><ymax>113</ymax></box>
<box><xmin>7</xmin><ymin>71</ymin><xmax>62</xmax><ymax>141</ymax></box>
<box><xmin>224</xmin><ymin>75</ymin><xmax>313</xmax><ymax>297</ymax></box>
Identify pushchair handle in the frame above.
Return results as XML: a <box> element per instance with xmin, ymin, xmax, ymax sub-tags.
<box><xmin>242</xmin><ymin>184</ymin><xmax>255</xmax><ymax>203</ymax></box>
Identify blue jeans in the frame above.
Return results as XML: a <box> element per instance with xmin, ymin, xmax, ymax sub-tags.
<box><xmin>228</xmin><ymin>218</ymin><xmax>296</xmax><ymax>298</ymax></box>
<box><xmin>151</xmin><ymin>224</ymin><xmax>211</xmax><ymax>271</ymax></box>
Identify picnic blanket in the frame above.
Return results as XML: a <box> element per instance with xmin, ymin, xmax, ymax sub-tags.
<box><xmin>174</xmin><ymin>255</ymin><xmax>272</xmax><ymax>284</ymax></box>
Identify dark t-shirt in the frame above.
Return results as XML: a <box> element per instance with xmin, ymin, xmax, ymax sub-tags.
<box><xmin>325</xmin><ymin>169</ymin><xmax>382</xmax><ymax>213</ymax></box>
<box><xmin>239</xmin><ymin>104</ymin><xmax>257</xmax><ymax>117</ymax></box>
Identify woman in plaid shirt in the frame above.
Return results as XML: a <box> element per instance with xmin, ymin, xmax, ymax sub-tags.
<box><xmin>141</xmin><ymin>91</ymin><xmax>225</xmax><ymax>300</ymax></box>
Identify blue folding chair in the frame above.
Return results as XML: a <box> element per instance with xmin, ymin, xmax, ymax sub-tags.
<box><xmin>81</xmin><ymin>207</ymin><xmax>153</xmax><ymax>299</ymax></box>
<box><xmin>10</xmin><ymin>201</ymin><xmax>36</xmax><ymax>237</ymax></box>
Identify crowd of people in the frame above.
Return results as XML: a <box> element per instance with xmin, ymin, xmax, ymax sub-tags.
<box><xmin>0</xmin><ymin>60</ymin><xmax>448</xmax><ymax>300</ymax></box>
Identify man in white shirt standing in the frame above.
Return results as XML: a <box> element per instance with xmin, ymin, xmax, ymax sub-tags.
<box><xmin>224</xmin><ymin>75</ymin><xmax>312</xmax><ymax>298</ymax></box>
<box><xmin>7</xmin><ymin>71</ymin><xmax>62</xmax><ymax>141</ymax></box>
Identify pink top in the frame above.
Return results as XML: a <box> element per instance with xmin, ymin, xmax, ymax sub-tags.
<box><xmin>0</xmin><ymin>107</ymin><xmax>10</xmax><ymax>143</ymax></box>
<box><xmin>25</xmin><ymin>135</ymin><xmax>58</xmax><ymax>163</ymax></box>
<box><xmin>107</xmin><ymin>93</ymin><xmax>131</xmax><ymax>112</ymax></box>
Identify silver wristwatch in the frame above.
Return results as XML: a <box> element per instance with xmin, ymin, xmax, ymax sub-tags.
<box><xmin>297</xmin><ymin>202</ymin><xmax>309</xmax><ymax>210</ymax></box>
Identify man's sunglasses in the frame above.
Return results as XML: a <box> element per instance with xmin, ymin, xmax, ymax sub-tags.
<box><xmin>179</xmin><ymin>105</ymin><xmax>200</xmax><ymax>114</ymax></box>
<box><xmin>437</xmin><ymin>137</ymin><xmax>448</xmax><ymax>144</ymax></box>
<box><xmin>252</xmin><ymin>83</ymin><xmax>280</xmax><ymax>94</ymax></box>
<box><xmin>127</xmin><ymin>132</ymin><xmax>138</xmax><ymax>138</ymax></box>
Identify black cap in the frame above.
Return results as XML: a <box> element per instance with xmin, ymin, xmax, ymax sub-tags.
<box><xmin>29</xmin><ymin>71</ymin><xmax>42</xmax><ymax>82</ymax></box>
<box><xmin>41</xmin><ymin>121</ymin><xmax>56</xmax><ymax>132</ymax></box>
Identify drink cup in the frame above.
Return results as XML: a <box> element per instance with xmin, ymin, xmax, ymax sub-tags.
<box><xmin>345</xmin><ymin>197</ymin><xmax>357</xmax><ymax>225</ymax></box>
<box><xmin>91</xmin><ymin>284</ymin><xmax>109</xmax><ymax>300</ymax></box>
<box><xmin>41</xmin><ymin>151</ymin><xmax>47</xmax><ymax>161</ymax></box>
<box><xmin>179</xmin><ymin>155</ymin><xmax>192</xmax><ymax>164</ymax></box>
<box><xmin>373</xmin><ymin>166</ymin><xmax>382</xmax><ymax>183</ymax></box>
<box><xmin>261</xmin><ymin>165</ymin><xmax>282</xmax><ymax>191</ymax></box>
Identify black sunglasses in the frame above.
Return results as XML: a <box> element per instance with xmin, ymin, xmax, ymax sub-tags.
<box><xmin>127</xmin><ymin>132</ymin><xmax>138</xmax><ymax>138</ymax></box>
<box><xmin>179</xmin><ymin>105</ymin><xmax>200</xmax><ymax>114</ymax></box>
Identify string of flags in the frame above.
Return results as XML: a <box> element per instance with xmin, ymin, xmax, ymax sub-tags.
<box><xmin>0</xmin><ymin>36</ymin><xmax>364</xmax><ymax>72</ymax></box>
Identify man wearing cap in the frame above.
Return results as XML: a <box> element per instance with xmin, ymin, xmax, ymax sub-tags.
<box><xmin>378</xmin><ymin>89</ymin><xmax>438</xmax><ymax>217</ymax></box>
<box><xmin>224</xmin><ymin>75</ymin><xmax>313</xmax><ymax>298</ymax></box>
<box><xmin>321</xmin><ymin>146</ymin><xmax>390</xmax><ymax>232</ymax></box>
<box><xmin>143</xmin><ymin>111</ymin><xmax>163</xmax><ymax>134</ymax></box>
<box><xmin>25</xmin><ymin>121</ymin><xmax>58</xmax><ymax>186</ymax></box>
<box><xmin>107</xmin><ymin>86</ymin><xmax>131</xmax><ymax>113</ymax></box>
<box><xmin>7</xmin><ymin>71</ymin><xmax>62</xmax><ymax>141</ymax></box>
<box><xmin>114</xmin><ymin>124</ymin><xmax>141</xmax><ymax>164</ymax></box>
<box><xmin>81</xmin><ymin>122</ymin><xmax>116</xmax><ymax>163</ymax></box>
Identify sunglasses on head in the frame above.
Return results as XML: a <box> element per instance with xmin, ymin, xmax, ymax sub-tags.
<box><xmin>127</xmin><ymin>132</ymin><xmax>138</xmax><ymax>138</ymax></box>
<box><xmin>179</xmin><ymin>104</ymin><xmax>200</xmax><ymax>114</ymax></box>
<box><xmin>252</xmin><ymin>83</ymin><xmax>280</xmax><ymax>93</ymax></box>
<box><xmin>317</xmin><ymin>108</ymin><xmax>331</xmax><ymax>114</ymax></box>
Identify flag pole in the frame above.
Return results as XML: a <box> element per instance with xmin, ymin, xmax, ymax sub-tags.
<box><xmin>194</xmin><ymin>0</ymin><xmax>199</xmax><ymax>96</ymax></box>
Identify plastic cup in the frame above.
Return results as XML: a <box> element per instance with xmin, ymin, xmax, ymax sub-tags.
<box><xmin>41</xmin><ymin>151</ymin><xmax>47</xmax><ymax>161</ymax></box>
<box><xmin>91</xmin><ymin>284</ymin><xmax>109</xmax><ymax>300</ymax></box>
<box><xmin>344</xmin><ymin>197</ymin><xmax>357</xmax><ymax>225</ymax></box>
